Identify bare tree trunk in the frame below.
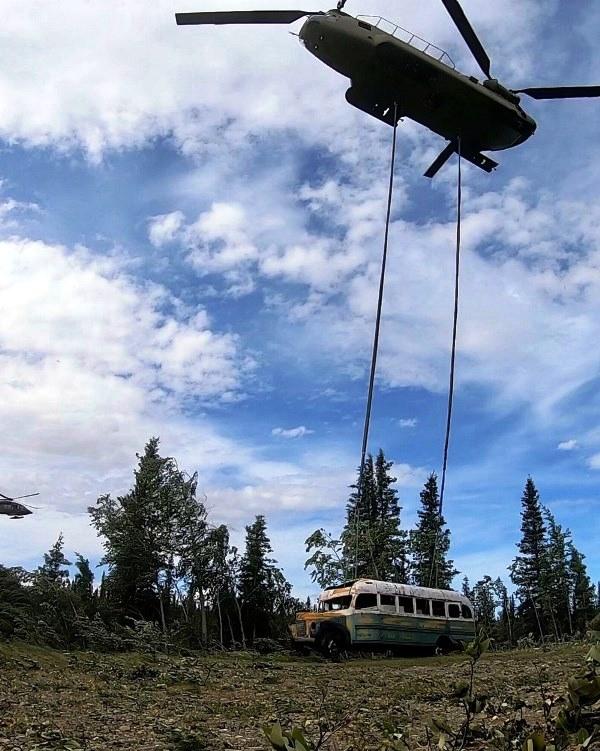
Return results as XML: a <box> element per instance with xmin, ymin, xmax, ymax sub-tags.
<box><xmin>216</xmin><ymin>594</ymin><xmax>224</xmax><ymax>648</ymax></box>
<box><xmin>530</xmin><ymin>591</ymin><xmax>545</xmax><ymax>644</ymax></box>
<box><xmin>158</xmin><ymin>588</ymin><xmax>169</xmax><ymax>654</ymax></box>
<box><xmin>234</xmin><ymin>596</ymin><xmax>246</xmax><ymax>649</ymax></box>
<box><xmin>226</xmin><ymin>612</ymin><xmax>236</xmax><ymax>646</ymax></box>
<box><xmin>504</xmin><ymin>593</ymin><xmax>513</xmax><ymax>645</ymax></box>
<box><xmin>547</xmin><ymin>598</ymin><xmax>560</xmax><ymax>641</ymax></box>
<box><xmin>565</xmin><ymin>588</ymin><xmax>573</xmax><ymax>635</ymax></box>
<box><xmin>199</xmin><ymin>589</ymin><xmax>208</xmax><ymax>646</ymax></box>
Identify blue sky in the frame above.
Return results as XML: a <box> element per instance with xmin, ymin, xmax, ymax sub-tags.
<box><xmin>0</xmin><ymin>0</ymin><xmax>598</xmax><ymax>600</ymax></box>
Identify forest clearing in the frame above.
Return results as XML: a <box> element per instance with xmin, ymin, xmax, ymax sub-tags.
<box><xmin>0</xmin><ymin>640</ymin><xmax>595</xmax><ymax>751</ymax></box>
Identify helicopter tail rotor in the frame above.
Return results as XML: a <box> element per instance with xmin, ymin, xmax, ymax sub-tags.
<box><xmin>514</xmin><ymin>85</ymin><xmax>600</xmax><ymax>100</ymax></box>
<box><xmin>175</xmin><ymin>10</ymin><xmax>319</xmax><ymax>25</ymax></box>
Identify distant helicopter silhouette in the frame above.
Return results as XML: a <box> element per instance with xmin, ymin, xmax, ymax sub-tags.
<box><xmin>0</xmin><ymin>491</ymin><xmax>39</xmax><ymax>519</ymax></box>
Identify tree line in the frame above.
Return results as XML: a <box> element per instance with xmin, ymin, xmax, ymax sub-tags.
<box><xmin>1</xmin><ymin>441</ymin><xmax>597</xmax><ymax>650</ymax></box>
<box><xmin>0</xmin><ymin>438</ymin><xmax>301</xmax><ymax>650</ymax></box>
<box><xmin>304</xmin><ymin>452</ymin><xmax>599</xmax><ymax>642</ymax></box>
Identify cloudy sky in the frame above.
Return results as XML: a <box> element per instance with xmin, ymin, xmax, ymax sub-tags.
<box><xmin>0</xmin><ymin>0</ymin><xmax>598</xmax><ymax>598</ymax></box>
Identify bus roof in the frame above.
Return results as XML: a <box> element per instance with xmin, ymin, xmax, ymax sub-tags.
<box><xmin>319</xmin><ymin>578</ymin><xmax>472</xmax><ymax>605</ymax></box>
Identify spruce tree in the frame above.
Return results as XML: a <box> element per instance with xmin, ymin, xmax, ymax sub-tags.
<box><xmin>410</xmin><ymin>473</ymin><xmax>457</xmax><ymax>588</ymax></box>
<box><xmin>38</xmin><ymin>533</ymin><xmax>71</xmax><ymax>584</ymax></box>
<box><xmin>341</xmin><ymin>454</ymin><xmax>376</xmax><ymax>578</ymax></box>
<box><xmin>340</xmin><ymin>450</ymin><xmax>409</xmax><ymax>581</ymax></box>
<box><xmin>239</xmin><ymin>515</ymin><xmax>280</xmax><ymax>641</ymax></box>
<box><xmin>568</xmin><ymin>544</ymin><xmax>596</xmax><ymax>633</ymax></box>
<box><xmin>472</xmin><ymin>575</ymin><xmax>497</xmax><ymax>634</ymax></box>
<box><xmin>373</xmin><ymin>449</ymin><xmax>410</xmax><ymax>581</ymax></box>
<box><xmin>541</xmin><ymin>507</ymin><xmax>572</xmax><ymax>636</ymax></box>
<box><xmin>72</xmin><ymin>553</ymin><xmax>94</xmax><ymax>601</ymax></box>
<box><xmin>509</xmin><ymin>477</ymin><xmax>547</xmax><ymax>635</ymax></box>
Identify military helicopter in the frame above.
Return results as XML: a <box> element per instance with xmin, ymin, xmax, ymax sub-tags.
<box><xmin>0</xmin><ymin>491</ymin><xmax>39</xmax><ymax>519</ymax></box>
<box><xmin>176</xmin><ymin>0</ymin><xmax>600</xmax><ymax>177</ymax></box>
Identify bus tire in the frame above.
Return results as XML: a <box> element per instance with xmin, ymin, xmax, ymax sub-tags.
<box><xmin>436</xmin><ymin>635</ymin><xmax>460</xmax><ymax>654</ymax></box>
<box><xmin>317</xmin><ymin>626</ymin><xmax>348</xmax><ymax>661</ymax></box>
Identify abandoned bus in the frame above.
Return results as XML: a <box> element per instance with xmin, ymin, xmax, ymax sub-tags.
<box><xmin>290</xmin><ymin>578</ymin><xmax>475</xmax><ymax>657</ymax></box>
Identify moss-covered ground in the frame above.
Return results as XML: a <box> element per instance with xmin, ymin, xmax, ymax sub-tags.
<box><xmin>0</xmin><ymin>641</ymin><xmax>590</xmax><ymax>750</ymax></box>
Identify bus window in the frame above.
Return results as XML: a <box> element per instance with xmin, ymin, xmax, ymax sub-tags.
<box><xmin>379</xmin><ymin>594</ymin><xmax>396</xmax><ymax>612</ymax></box>
<box><xmin>355</xmin><ymin>593</ymin><xmax>378</xmax><ymax>610</ymax></box>
<box><xmin>448</xmin><ymin>603</ymin><xmax>461</xmax><ymax>618</ymax></box>
<box><xmin>461</xmin><ymin>604</ymin><xmax>473</xmax><ymax>619</ymax></box>
<box><xmin>431</xmin><ymin>600</ymin><xmax>446</xmax><ymax>617</ymax></box>
<box><xmin>398</xmin><ymin>596</ymin><xmax>414</xmax><ymax>614</ymax></box>
<box><xmin>327</xmin><ymin>596</ymin><xmax>352</xmax><ymax>611</ymax></box>
<box><xmin>415</xmin><ymin>598</ymin><xmax>430</xmax><ymax>615</ymax></box>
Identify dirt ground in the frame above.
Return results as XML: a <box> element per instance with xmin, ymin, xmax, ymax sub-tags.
<box><xmin>0</xmin><ymin>641</ymin><xmax>591</xmax><ymax>750</ymax></box>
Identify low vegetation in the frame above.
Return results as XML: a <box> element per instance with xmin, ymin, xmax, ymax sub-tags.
<box><xmin>1</xmin><ymin>630</ymin><xmax>598</xmax><ymax>751</ymax></box>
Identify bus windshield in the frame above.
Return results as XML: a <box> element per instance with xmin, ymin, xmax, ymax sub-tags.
<box><xmin>320</xmin><ymin>595</ymin><xmax>352</xmax><ymax>611</ymax></box>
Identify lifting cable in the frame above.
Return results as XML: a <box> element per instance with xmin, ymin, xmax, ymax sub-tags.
<box><xmin>353</xmin><ymin>102</ymin><xmax>399</xmax><ymax>578</ymax></box>
<box><xmin>351</xmin><ymin>119</ymin><xmax>464</xmax><ymax>585</ymax></box>
<box><xmin>429</xmin><ymin>138</ymin><xmax>463</xmax><ymax>588</ymax></box>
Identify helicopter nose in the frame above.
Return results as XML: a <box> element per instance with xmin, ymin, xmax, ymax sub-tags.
<box><xmin>299</xmin><ymin>15</ymin><xmax>324</xmax><ymax>53</ymax></box>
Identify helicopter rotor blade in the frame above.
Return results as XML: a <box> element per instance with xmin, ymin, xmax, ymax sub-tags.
<box><xmin>175</xmin><ymin>10</ymin><xmax>317</xmax><ymax>25</ymax></box>
<box><xmin>12</xmin><ymin>493</ymin><xmax>40</xmax><ymax>500</ymax></box>
<box><xmin>439</xmin><ymin>0</ymin><xmax>491</xmax><ymax>79</ymax></box>
<box><xmin>515</xmin><ymin>85</ymin><xmax>600</xmax><ymax>100</ymax></box>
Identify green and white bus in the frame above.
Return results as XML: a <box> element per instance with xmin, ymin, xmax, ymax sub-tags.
<box><xmin>290</xmin><ymin>578</ymin><xmax>476</xmax><ymax>657</ymax></box>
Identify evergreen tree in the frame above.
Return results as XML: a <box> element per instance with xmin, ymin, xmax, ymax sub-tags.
<box><xmin>239</xmin><ymin>515</ymin><xmax>282</xmax><ymax>641</ymax></box>
<box><xmin>495</xmin><ymin>579</ymin><xmax>514</xmax><ymax>644</ymax></box>
<box><xmin>509</xmin><ymin>477</ymin><xmax>547</xmax><ymax>635</ymax></box>
<box><xmin>205</xmin><ymin>524</ymin><xmax>236</xmax><ymax>648</ymax></box>
<box><xmin>89</xmin><ymin>437</ymin><xmax>200</xmax><ymax>627</ymax></box>
<box><xmin>72</xmin><ymin>553</ymin><xmax>94</xmax><ymax>600</ymax></box>
<box><xmin>410</xmin><ymin>473</ymin><xmax>457</xmax><ymax>588</ymax></box>
<box><xmin>373</xmin><ymin>449</ymin><xmax>410</xmax><ymax>581</ymax></box>
<box><xmin>341</xmin><ymin>454</ymin><xmax>377</xmax><ymax>578</ymax></box>
<box><xmin>568</xmin><ymin>544</ymin><xmax>596</xmax><ymax>633</ymax></box>
<box><xmin>541</xmin><ymin>507</ymin><xmax>572</xmax><ymax>637</ymax></box>
<box><xmin>38</xmin><ymin>533</ymin><xmax>71</xmax><ymax>585</ymax></box>
<box><xmin>471</xmin><ymin>575</ymin><xmax>497</xmax><ymax>634</ymax></box>
<box><xmin>339</xmin><ymin>450</ymin><xmax>408</xmax><ymax>581</ymax></box>
<box><xmin>461</xmin><ymin>576</ymin><xmax>473</xmax><ymax>599</ymax></box>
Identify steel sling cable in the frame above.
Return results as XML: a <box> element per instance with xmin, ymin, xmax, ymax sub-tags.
<box><xmin>353</xmin><ymin>102</ymin><xmax>399</xmax><ymax>578</ymax></box>
<box><xmin>429</xmin><ymin>139</ymin><xmax>462</xmax><ymax>588</ymax></box>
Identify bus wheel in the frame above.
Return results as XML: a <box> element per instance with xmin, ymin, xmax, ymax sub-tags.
<box><xmin>319</xmin><ymin>630</ymin><xmax>345</xmax><ymax>661</ymax></box>
<box><xmin>436</xmin><ymin>636</ymin><xmax>455</xmax><ymax>655</ymax></box>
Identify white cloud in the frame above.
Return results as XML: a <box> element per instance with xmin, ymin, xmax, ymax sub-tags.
<box><xmin>148</xmin><ymin>211</ymin><xmax>185</xmax><ymax>247</ymax></box>
<box><xmin>587</xmin><ymin>453</ymin><xmax>600</xmax><ymax>470</ymax></box>
<box><xmin>272</xmin><ymin>426</ymin><xmax>314</xmax><ymax>439</ymax></box>
<box><xmin>0</xmin><ymin>235</ymin><xmax>257</xmax><ymax>525</ymax></box>
<box><xmin>399</xmin><ymin>418</ymin><xmax>418</xmax><ymax>428</ymax></box>
<box><xmin>0</xmin><ymin>0</ymin><xmax>558</xmax><ymax>162</ymax></box>
<box><xmin>557</xmin><ymin>439</ymin><xmax>578</xmax><ymax>451</ymax></box>
<box><xmin>0</xmin><ymin>238</ymin><xmax>245</xmax><ymax>404</ymax></box>
<box><xmin>186</xmin><ymin>202</ymin><xmax>258</xmax><ymax>275</ymax></box>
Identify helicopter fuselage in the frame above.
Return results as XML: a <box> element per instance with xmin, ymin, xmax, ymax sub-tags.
<box><xmin>0</xmin><ymin>500</ymin><xmax>32</xmax><ymax>518</ymax></box>
<box><xmin>299</xmin><ymin>11</ymin><xmax>537</xmax><ymax>156</ymax></box>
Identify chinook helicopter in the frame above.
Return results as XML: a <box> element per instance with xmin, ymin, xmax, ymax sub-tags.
<box><xmin>0</xmin><ymin>492</ymin><xmax>39</xmax><ymax>519</ymax></box>
<box><xmin>176</xmin><ymin>0</ymin><xmax>600</xmax><ymax>176</ymax></box>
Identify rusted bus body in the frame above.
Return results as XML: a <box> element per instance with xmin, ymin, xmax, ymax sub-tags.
<box><xmin>290</xmin><ymin>578</ymin><xmax>475</xmax><ymax>655</ymax></box>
